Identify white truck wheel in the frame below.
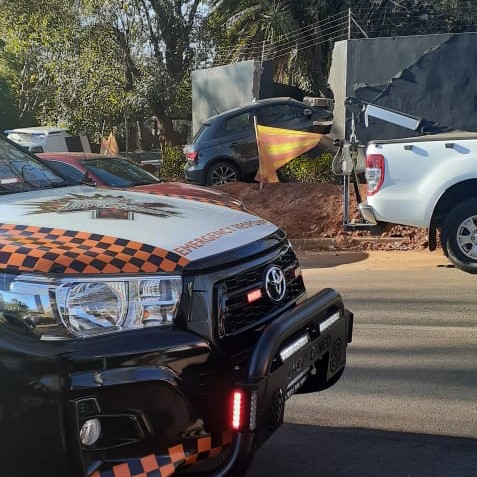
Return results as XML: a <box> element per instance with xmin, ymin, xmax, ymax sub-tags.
<box><xmin>442</xmin><ymin>199</ymin><xmax>477</xmax><ymax>274</ymax></box>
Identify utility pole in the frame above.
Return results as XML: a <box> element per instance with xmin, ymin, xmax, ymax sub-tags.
<box><xmin>124</xmin><ymin>108</ymin><xmax>128</xmax><ymax>157</ymax></box>
<box><xmin>348</xmin><ymin>8</ymin><xmax>352</xmax><ymax>40</ymax></box>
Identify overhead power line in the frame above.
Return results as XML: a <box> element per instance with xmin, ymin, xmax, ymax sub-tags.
<box><xmin>193</xmin><ymin>10</ymin><xmax>349</xmax><ymax>57</ymax></box>
<box><xmin>194</xmin><ymin>7</ymin><xmax>477</xmax><ymax>69</ymax></box>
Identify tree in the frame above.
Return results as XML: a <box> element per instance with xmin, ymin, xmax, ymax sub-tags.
<box><xmin>130</xmin><ymin>0</ymin><xmax>207</xmax><ymax>145</ymax></box>
<box><xmin>207</xmin><ymin>0</ymin><xmax>477</xmax><ymax>97</ymax></box>
<box><xmin>64</xmin><ymin>0</ymin><xmax>208</xmax><ymax>146</ymax></box>
<box><xmin>0</xmin><ymin>0</ymin><xmax>127</xmax><ymax>138</ymax></box>
<box><xmin>208</xmin><ymin>0</ymin><xmax>352</xmax><ymax>97</ymax></box>
<box><xmin>0</xmin><ymin>0</ymin><xmax>208</xmax><ymax>145</ymax></box>
<box><xmin>1</xmin><ymin>0</ymin><xmax>474</xmax><ymax>144</ymax></box>
<box><xmin>0</xmin><ymin>0</ymin><xmax>60</xmax><ymax>128</ymax></box>
<box><xmin>0</xmin><ymin>40</ymin><xmax>22</xmax><ymax>131</ymax></box>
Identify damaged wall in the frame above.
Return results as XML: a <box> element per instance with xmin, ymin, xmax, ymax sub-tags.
<box><xmin>328</xmin><ymin>32</ymin><xmax>477</xmax><ymax>144</ymax></box>
<box><xmin>191</xmin><ymin>60</ymin><xmax>273</xmax><ymax>134</ymax></box>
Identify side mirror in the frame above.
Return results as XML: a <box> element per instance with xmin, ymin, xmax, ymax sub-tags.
<box><xmin>303</xmin><ymin>108</ymin><xmax>312</xmax><ymax>117</ymax></box>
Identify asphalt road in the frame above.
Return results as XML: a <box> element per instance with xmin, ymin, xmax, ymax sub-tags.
<box><xmin>245</xmin><ymin>250</ymin><xmax>477</xmax><ymax>477</ymax></box>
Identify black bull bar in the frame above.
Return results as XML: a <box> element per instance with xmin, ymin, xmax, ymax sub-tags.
<box><xmin>189</xmin><ymin>287</ymin><xmax>353</xmax><ymax>477</ymax></box>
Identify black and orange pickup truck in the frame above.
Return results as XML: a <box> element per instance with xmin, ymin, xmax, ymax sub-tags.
<box><xmin>0</xmin><ymin>135</ymin><xmax>352</xmax><ymax>477</ymax></box>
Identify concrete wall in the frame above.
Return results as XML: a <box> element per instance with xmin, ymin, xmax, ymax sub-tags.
<box><xmin>191</xmin><ymin>60</ymin><xmax>273</xmax><ymax>134</ymax></box>
<box><xmin>328</xmin><ymin>32</ymin><xmax>477</xmax><ymax>143</ymax></box>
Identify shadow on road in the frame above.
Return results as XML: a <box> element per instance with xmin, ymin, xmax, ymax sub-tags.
<box><xmin>298</xmin><ymin>251</ymin><xmax>369</xmax><ymax>269</ymax></box>
<box><xmin>245</xmin><ymin>424</ymin><xmax>477</xmax><ymax>477</ymax></box>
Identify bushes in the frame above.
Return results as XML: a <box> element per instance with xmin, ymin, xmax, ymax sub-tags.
<box><xmin>159</xmin><ymin>145</ymin><xmax>185</xmax><ymax>180</ymax></box>
<box><xmin>157</xmin><ymin>147</ymin><xmax>338</xmax><ymax>183</ymax></box>
<box><xmin>278</xmin><ymin>152</ymin><xmax>339</xmax><ymax>184</ymax></box>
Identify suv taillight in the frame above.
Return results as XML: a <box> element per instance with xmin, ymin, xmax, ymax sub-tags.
<box><xmin>365</xmin><ymin>153</ymin><xmax>385</xmax><ymax>196</ymax></box>
<box><xmin>186</xmin><ymin>151</ymin><xmax>198</xmax><ymax>162</ymax></box>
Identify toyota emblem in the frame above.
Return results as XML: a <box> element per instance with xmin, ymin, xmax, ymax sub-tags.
<box><xmin>264</xmin><ymin>266</ymin><xmax>286</xmax><ymax>303</ymax></box>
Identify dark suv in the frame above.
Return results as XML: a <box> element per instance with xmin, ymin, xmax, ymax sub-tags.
<box><xmin>184</xmin><ymin>97</ymin><xmax>332</xmax><ymax>186</ymax></box>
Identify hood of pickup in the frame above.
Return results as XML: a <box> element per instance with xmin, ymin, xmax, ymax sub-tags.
<box><xmin>0</xmin><ymin>186</ymin><xmax>279</xmax><ymax>274</ymax></box>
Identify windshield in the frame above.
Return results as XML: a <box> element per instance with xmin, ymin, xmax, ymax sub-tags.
<box><xmin>0</xmin><ymin>138</ymin><xmax>66</xmax><ymax>193</ymax></box>
<box><xmin>83</xmin><ymin>156</ymin><xmax>161</xmax><ymax>187</ymax></box>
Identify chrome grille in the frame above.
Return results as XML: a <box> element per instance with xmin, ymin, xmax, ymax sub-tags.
<box><xmin>215</xmin><ymin>246</ymin><xmax>305</xmax><ymax>337</ymax></box>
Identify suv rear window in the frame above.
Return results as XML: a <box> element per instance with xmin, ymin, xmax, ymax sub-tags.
<box><xmin>191</xmin><ymin>124</ymin><xmax>210</xmax><ymax>143</ymax></box>
<box><xmin>225</xmin><ymin>113</ymin><xmax>252</xmax><ymax>133</ymax></box>
<box><xmin>259</xmin><ymin>104</ymin><xmax>304</xmax><ymax>125</ymax></box>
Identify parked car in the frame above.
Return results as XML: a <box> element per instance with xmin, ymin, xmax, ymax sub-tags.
<box><xmin>37</xmin><ymin>152</ymin><xmax>244</xmax><ymax>209</ymax></box>
<box><xmin>184</xmin><ymin>97</ymin><xmax>333</xmax><ymax>186</ymax></box>
<box><xmin>5</xmin><ymin>126</ymin><xmax>91</xmax><ymax>153</ymax></box>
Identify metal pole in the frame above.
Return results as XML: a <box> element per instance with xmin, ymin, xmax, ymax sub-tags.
<box><xmin>253</xmin><ymin>114</ymin><xmax>263</xmax><ymax>190</ymax></box>
<box><xmin>343</xmin><ymin>173</ymin><xmax>350</xmax><ymax>228</ymax></box>
<box><xmin>124</xmin><ymin>108</ymin><xmax>128</xmax><ymax>157</ymax></box>
<box><xmin>352</xmin><ymin>15</ymin><xmax>369</xmax><ymax>38</ymax></box>
<box><xmin>348</xmin><ymin>8</ymin><xmax>352</xmax><ymax>40</ymax></box>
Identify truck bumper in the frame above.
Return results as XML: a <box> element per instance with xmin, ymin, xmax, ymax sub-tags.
<box><xmin>199</xmin><ymin>287</ymin><xmax>352</xmax><ymax>477</ymax></box>
<box><xmin>358</xmin><ymin>201</ymin><xmax>378</xmax><ymax>225</ymax></box>
<box><xmin>0</xmin><ymin>289</ymin><xmax>351</xmax><ymax>477</ymax></box>
<box><xmin>184</xmin><ymin>161</ymin><xmax>207</xmax><ymax>185</ymax></box>
<box><xmin>87</xmin><ymin>288</ymin><xmax>352</xmax><ymax>477</ymax></box>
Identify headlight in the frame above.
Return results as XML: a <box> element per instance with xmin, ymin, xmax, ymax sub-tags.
<box><xmin>58</xmin><ymin>281</ymin><xmax>128</xmax><ymax>335</ymax></box>
<box><xmin>0</xmin><ymin>273</ymin><xmax>182</xmax><ymax>340</ymax></box>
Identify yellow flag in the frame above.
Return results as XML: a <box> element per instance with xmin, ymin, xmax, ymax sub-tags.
<box><xmin>100</xmin><ymin>132</ymin><xmax>119</xmax><ymax>155</ymax></box>
<box><xmin>255</xmin><ymin>124</ymin><xmax>323</xmax><ymax>184</ymax></box>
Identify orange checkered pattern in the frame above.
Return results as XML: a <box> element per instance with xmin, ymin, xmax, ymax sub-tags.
<box><xmin>0</xmin><ymin>223</ymin><xmax>189</xmax><ymax>274</ymax></box>
<box><xmin>90</xmin><ymin>431</ymin><xmax>233</xmax><ymax>477</ymax></box>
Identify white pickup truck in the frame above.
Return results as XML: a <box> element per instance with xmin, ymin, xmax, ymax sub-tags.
<box><xmin>335</xmin><ymin>97</ymin><xmax>477</xmax><ymax>274</ymax></box>
<box><xmin>5</xmin><ymin>126</ymin><xmax>91</xmax><ymax>153</ymax></box>
<box><xmin>360</xmin><ymin>131</ymin><xmax>477</xmax><ymax>273</ymax></box>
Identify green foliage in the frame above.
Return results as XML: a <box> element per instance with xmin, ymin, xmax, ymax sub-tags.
<box><xmin>209</xmin><ymin>0</ymin><xmax>477</xmax><ymax>96</ymax></box>
<box><xmin>1</xmin><ymin>0</ymin><xmax>474</xmax><ymax>144</ymax></box>
<box><xmin>0</xmin><ymin>0</ymin><xmax>206</xmax><ymax>144</ymax></box>
<box><xmin>278</xmin><ymin>152</ymin><xmax>338</xmax><ymax>184</ymax></box>
<box><xmin>159</xmin><ymin>145</ymin><xmax>185</xmax><ymax>180</ymax></box>
<box><xmin>0</xmin><ymin>77</ymin><xmax>21</xmax><ymax>131</ymax></box>
<box><xmin>209</xmin><ymin>0</ymin><xmax>338</xmax><ymax>95</ymax></box>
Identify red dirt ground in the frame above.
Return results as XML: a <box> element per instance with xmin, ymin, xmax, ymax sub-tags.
<box><xmin>213</xmin><ymin>182</ymin><xmax>430</xmax><ymax>251</ymax></box>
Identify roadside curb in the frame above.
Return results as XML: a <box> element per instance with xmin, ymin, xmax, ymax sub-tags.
<box><xmin>290</xmin><ymin>236</ymin><xmax>409</xmax><ymax>251</ymax></box>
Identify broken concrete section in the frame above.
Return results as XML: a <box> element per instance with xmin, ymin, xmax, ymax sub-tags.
<box><xmin>329</xmin><ymin>32</ymin><xmax>477</xmax><ymax>144</ymax></box>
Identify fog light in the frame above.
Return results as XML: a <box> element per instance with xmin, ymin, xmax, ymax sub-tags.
<box><xmin>80</xmin><ymin>418</ymin><xmax>101</xmax><ymax>446</ymax></box>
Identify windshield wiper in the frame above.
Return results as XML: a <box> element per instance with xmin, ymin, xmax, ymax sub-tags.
<box><xmin>45</xmin><ymin>180</ymin><xmax>71</xmax><ymax>189</ymax></box>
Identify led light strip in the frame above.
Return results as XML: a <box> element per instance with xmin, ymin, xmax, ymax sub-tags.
<box><xmin>279</xmin><ymin>334</ymin><xmax>310</xmax><ymax>362</ymax></box>
<box><xmin>319</xmin><ymin>311</ymin><xmax>341</xmax><ymax>333</ymax></box>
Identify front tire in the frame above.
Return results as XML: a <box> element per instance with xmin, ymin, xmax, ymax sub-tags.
<box><xmin>442</xmin><ymin>199</ymin><xmax>477</xmax><ymax>274</ymax></box>
<box><xmin>206</xmin><ymin>161</ymin><xmax>240</xmax><ymax>186</ymax></box>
